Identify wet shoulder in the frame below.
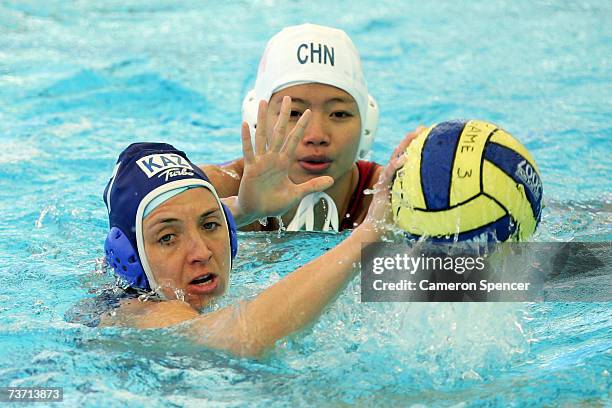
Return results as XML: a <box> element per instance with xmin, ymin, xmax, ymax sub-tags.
<box><xmin>200</xmin><ymin>158</ymin><xmax>244</xmax><ymax>198</ymax></box>
<box><xmin>64</xmin><ymin>287</ymin><xmax>139</xmax><ymax>327</ymax></box>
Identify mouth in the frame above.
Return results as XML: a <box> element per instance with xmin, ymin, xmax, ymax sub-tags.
<box><xmin>298</xmin><ymin>155</ymin><xmax>332</xmax><ymax>173</ymax></box>
<box><xmin>186</xmin><ymin>273</ymin><xmax>219</xmax><ymax>295</ymax></box>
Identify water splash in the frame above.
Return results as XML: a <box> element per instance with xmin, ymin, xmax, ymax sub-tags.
<box><xmin>275</xmin><ymin>216</ymin><xmax>285</xmax><ymax>238</ymax></box>
<box><xmin>218</xmin><ymin>167</ymin><xmax>240</xmax><ymax>180</ymax></box>
<box><xmin>35</xmin><ymin>205</ymin><xmax>57</xmax><ymax>228</ymax></box>
<box><xmin>93</xmin><ymin>256</ymin><xmax>108</xmax><ymax>275</ymax></box>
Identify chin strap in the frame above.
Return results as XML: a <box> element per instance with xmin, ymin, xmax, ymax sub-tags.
<box><xmin>287</xmin><ymin>192</ymin><xmax>339</xmax><ymax>232</ymax></box>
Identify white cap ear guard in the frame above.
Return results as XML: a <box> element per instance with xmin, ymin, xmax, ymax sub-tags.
<box><xmin>241</xmin><ymin>23</ymin><xmax>379</xmax><ymax>160</ymax></box>
<box><xmin>359</xmin><ymin>94</ymin><xmax>379</xmax><ymax>159</ymax></box>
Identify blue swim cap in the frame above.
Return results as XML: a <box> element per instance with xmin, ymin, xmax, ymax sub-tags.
<box><xmin>102</xmin><ymin>142</ymin><xmax>238</xmax><ymax>292</ymax></box>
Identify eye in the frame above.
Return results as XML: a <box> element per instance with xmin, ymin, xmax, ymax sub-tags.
<box><xmin>331</xmin><ymin>111</ymin><xmax>353</xmax><ymax>119</ymax></box>
<box><xmin>202</xmin><ymin>221</ymin><xmax>221</xmax><ymax>231</ymax></box>
<box><xmin>289</xmin><ymin>110</ymin><xmax>303</xmax><ymax>119</ymax></box>
<box><xmin>158</xmin><ymin>233</ymin><xmax>175</xmax><ymax>245</ymax></box>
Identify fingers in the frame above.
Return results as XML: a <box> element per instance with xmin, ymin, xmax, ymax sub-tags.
<box><xmin>388</xmin><ymin>125</ymin><xmax>425</xmax><ymax>162</ymax></box>
<box><xmin>282</xmin><ymin>109</ymin><xmax>311</xmax><ymax>159</ymax></box>
<box><xmin>378</xmin><ymin>125</ymin><xmax>426</xmax><ymax>187</ymax></box>
<box><xmin>294</xmin><ymin>176</ymin><xmax>334</xmax><ymax>197</ymax></box>
<box><xmin>241</xmin><ymin>122</ymin><xmax>255</xmax><ymax>164</ymax></box>
<box><xmin>360</xmin><ymin>126</ymin><xmax>426</xmax><ymax>234</ymax></box>
<box><xmin>377</xmin><ymin>126</ymin><xmax>425</xmax><ymax>192</ymax></box>
<box><xmin>254</xmin><ymin>100</ymin><xmax>268</xmax><ymax>155</ymax></box>
<box><xmin>376</xmin><ymin>154</ymin><xmax>405</xmax><ymax>194</ymax></box>
<box><xmin>270</xmin><ymin>96</ymin><xmax>291</xmax><ymax>152</ymax></box>
<box><xmin>383</xmin><ymin>153</ymin><xmax>407</xmax><ymax>185</ymax></box>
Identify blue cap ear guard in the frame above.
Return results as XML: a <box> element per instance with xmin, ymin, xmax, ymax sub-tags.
<box><xmin>103</xmin><ymin>142</ymin><xmax>238</xmax><ymax>292</ymax></box>
<box><xmin>105</xmin><ymin>227</ymin><xmax>150</xmax><ymax>290</ymax></box>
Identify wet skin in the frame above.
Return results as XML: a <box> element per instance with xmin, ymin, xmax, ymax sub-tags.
<box><xmin>142</xmin><ymin>187</ymin><xmax>230</xmax><ymax>310</ymax></box>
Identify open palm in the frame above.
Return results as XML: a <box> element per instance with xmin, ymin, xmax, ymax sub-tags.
<box><xmin>236</xmin><ymin>97</ymin><xmax>334</xmax><ymax>221</ymax></box>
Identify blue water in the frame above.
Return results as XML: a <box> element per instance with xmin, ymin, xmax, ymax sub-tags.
<box><xmin>0</xmin><ymin>1</ymin><xmax>610</xmax><ymax>406</ymax></box>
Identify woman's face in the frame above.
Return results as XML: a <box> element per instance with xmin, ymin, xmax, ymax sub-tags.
<box><xmin>142</xmin><ymin>187</ymin><xmax>230</xmax><ymax>309</ymax></box>
<box><xmin>266</xmin><ymin>83</ymin><xmax>361</xmax><ymax>186</ymax></box>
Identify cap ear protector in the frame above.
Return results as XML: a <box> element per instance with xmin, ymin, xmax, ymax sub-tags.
<box><xmin>105</xmin><ymin>226</ymin><xmax>150</xmax><ymax>290</ymax></box>
<box><xmin>241</xmin><ymin>90</ymin><xmax>379</xmax><ymax>160</ymax></box>
<box><xmin>359</xmin><ymin>94</ymin><xmax>379</xmax><ymax>159</ymax></box>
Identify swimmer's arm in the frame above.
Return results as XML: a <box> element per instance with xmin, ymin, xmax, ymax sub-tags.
<box><xmin>190</xmin><ymin>131</ymin><xmax>417</xmax><ymax>357</ymax></box>
<box><xmin>229</xmin><ymin>224</ymin><xmax>380</xmax><ymax>356</ymax></box>
<box><xmin>199</xmin><ymin>159</ymin><xmax>244</xmax><ymax>199</ymax></box>
<box><xmin>128</xmin><ymin>230</ymin><xmax>373</xmax><ymax>357</ymax></box>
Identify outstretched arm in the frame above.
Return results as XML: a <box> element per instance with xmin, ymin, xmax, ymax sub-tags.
<box><xmin>188</xmin><ymin>129</ymin><xmax>419</xmax><ymax>356</ymax></box>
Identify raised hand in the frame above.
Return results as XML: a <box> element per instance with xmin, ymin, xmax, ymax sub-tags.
<box><xmin>235</xmin><ymin>96</ymin><xmax>334</xmax><ymax>223</ymax></box>
<box><xmin>360</xmin><ymin>126</ymin><xmax>425</xmax><ymax>236</ymax></box>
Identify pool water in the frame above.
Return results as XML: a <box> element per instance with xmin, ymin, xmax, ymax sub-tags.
<box><xmin>0</xmin><ymin>1</ymin><xmax>610</xmax><ymax>406</ymax></box>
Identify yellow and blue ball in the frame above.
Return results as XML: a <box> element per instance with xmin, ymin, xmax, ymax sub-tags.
<box><xmin>392</xmin><ymin>120</ymin><xmax>543</xmax><ymax>242</ymax></box>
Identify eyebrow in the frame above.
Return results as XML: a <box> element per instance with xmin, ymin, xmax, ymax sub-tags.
<box><xmin>198</xmin><ymin>208</ymin><xmax>221</xmax><ymax>222</ymax></box>
<box><xmin>156</xmin><ymin>217</ymin><xmax>179</xmax><ymax>225</ymax></box>
<box><xmin>290</xmin><ymin>97</ymin><xmax>355</xmax><ymax>104</ymax></box>
<box><xmin>147</xmin><ymin>208</ymin><xmax>221</xmax><ymax>229</ymax></box>
<box><xmin>326</xmin><ymin>97</ymin><xmax>355</xmax><ymax>105</ymax></box>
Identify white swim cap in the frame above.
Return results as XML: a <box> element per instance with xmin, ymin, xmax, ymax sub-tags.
<box><xmin>242</xmin><ymin>23</ymin><xmax>379</xmax><ymax>160</ymax></box>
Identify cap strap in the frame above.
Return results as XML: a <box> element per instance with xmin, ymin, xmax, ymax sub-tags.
<box><xmin>287</xmin><ymin>192</ymin><xmax>339</xmax><ymax>232</ymax></box>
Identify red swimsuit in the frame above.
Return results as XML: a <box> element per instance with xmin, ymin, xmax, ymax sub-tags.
<box><xmin>339</xmin><ymin>160</ymin><xmax>379</xmax><ymax>230</ymax></box>
<box><xmin>259</xmin><ymin>160</ymin><xmax>380</xmax><ymax>232</ymax></box>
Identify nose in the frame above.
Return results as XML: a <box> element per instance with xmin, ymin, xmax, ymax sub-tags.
<box><xmin>186</xmin><ymin>229</ymin><xmax>213</xmax><ymax>265</ymax></box>
<box><xmin>301</xmin><ymin>111</ymin><xmax>330</xmax><ymax>147</ymax></box>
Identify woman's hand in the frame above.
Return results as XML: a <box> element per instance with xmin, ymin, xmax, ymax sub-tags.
<box><xmin>233</xmin><ymin>96</ymin><xmax>334</xmax><ymax>225</ymax></box>
<box><xmin>357</xmin><ymin>126</ymin><xmax>425</xmax><ymax>239</ymax></box>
